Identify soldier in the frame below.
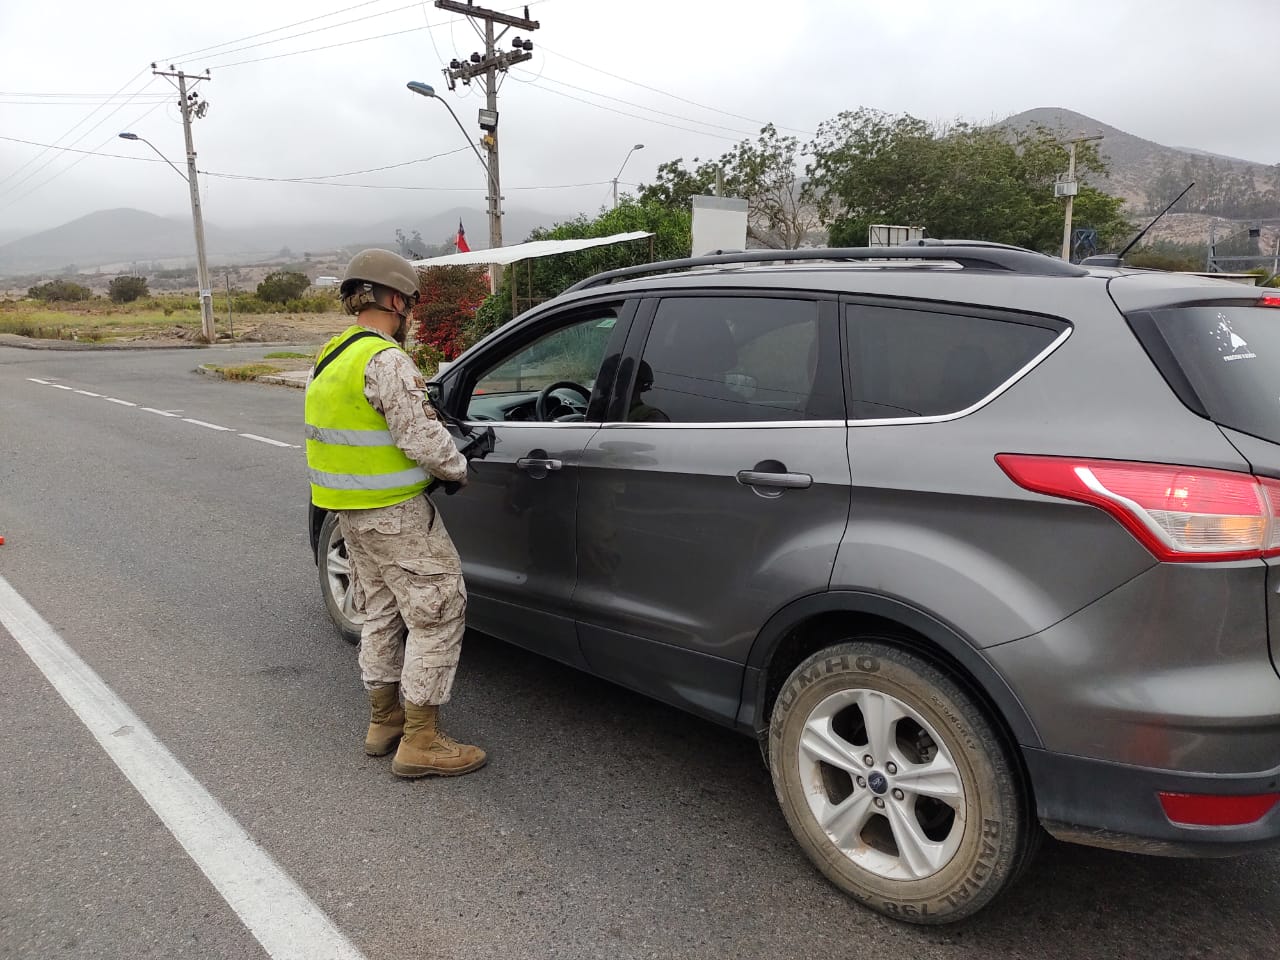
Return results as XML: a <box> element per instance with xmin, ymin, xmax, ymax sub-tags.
<box><xmin>305</xmin><ymin>248</ymin><xmax>486</xmax><ymax>778</ymax></box>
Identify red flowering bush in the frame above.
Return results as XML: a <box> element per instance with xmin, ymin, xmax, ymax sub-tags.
<box><xmin>412</xmin><ymin>265</ymin><xmax>488</xmax><ymax>361</ymax></box>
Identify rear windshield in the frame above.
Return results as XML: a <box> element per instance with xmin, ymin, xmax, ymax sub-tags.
<box><xmin>1147</xmin><ymin>304</ymin><xmax>1280</xmax><ymax>445</ymax></box>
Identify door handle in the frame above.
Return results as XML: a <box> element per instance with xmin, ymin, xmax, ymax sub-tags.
<box><xmin>517</xmin><ymin>457</ymin><xmax>563</xmax><ymax>472</ymax></box>
<box><xmin>736</xmin><ymin>470</ymin><xmax>812</xmax><ymax>489</ymax></box>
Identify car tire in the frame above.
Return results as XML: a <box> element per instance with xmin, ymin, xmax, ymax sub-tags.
<box><xmin>768</xmin><ymin>639</ymin><xmax>1037</xmax><ymax>924</ymax></box>
<box><xmin>317</xmin><ymin>511</ymin><xmax>363</xmax><ymax>645</ymax></box>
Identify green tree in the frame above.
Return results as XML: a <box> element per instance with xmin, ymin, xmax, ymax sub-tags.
<box><xmin>467</xmin><ymin>199</ymin><xmax>691</xmax><ymax>345</ymax></box>
<box><xmin>256</xmin><ymin>270</ymin><xmax>311</xmax><ymax>304</ymax></box>
<box><xmin>108</xmin><ymin>275</ymin><xmax>149</xmax><ymax>304</ymax></box>
<box><xmin>639</xmin><ymin>124</ymin><xmax>820</xmax><ymax>248</ymax></box>
<box><xmin>27</xmin><ymin>280</ymin><xmax>92</xmax><ymax>302</ymax></box>
<box><xmin>807</xmin><ymin>109</ymin><xmax>1132</xmax><ymax>256</ymax></box>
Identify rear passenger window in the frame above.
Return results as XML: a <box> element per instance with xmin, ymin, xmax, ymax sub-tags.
<box><xmin>632</xmin><ymin>296</ymin><xmax>843</xmax><ymax>423</ymax></box>
<box><xmin>845</xmin><ymin>304</ymin><xmax>1060</xmax><ymax>420</ymax></box>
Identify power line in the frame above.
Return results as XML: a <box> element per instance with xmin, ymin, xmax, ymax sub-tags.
<box><xmin>198</xmin><ymin>170</ymin><xmax>609</xmax><ymax>191</ymax></box>
<box><xmin>223</xmin><ymin>146</ymin><xmax>472</xmax><ymax>182</ymax></box>
<box><xmin>515</xmin><ymin>80</ymin><xmax>747</xmax><ymax>142</ymax></box>
<box><xmin>202</xmin><ymin>23</ymin><xmax>435</xmax><ymax>69</ymax></box>
<box><xmin>182</xmin><ymin>1</ymin><xmax>426</xmax><ymax>65</ymax></box>
<box><xmin>0</xmin><ymin>99</ymin><xmax>171</xmax><ymax>106</ymax></box>
<box><xmin>515</xmin><ymin>71</ymin><xmax>756</xmax><ymax>137</ymax></box>
<box><xmin>0</xmin><ymin>135</ymin><xmax>168</xmax><ymax>162</ymax></box>
<box><xmin>0</xmin><ymin>78</ymin><xmax>160</xmax><ymax>201</ymax></box>
<box><xmin>539</xmin><ymin>44</ymin><xmax>814</xmax><ymax>138</ymax></box>
<box><xmin>191</xmin><ymin>0</ymin><xmax>547</xmax><ymax>71</ymax></box>
<box><xmin>0</xmin><ymin>68</ymin><xmax>149</xmax><ymax>192</ymax></box>
<box><xmin>160</xmin><ymin>0</ymin><xmax>388</xmax><ymax>62</ymax></box>
<box><xmin>0</xmin><ymin>98</ymin><xmax>170</xmax><ymax>213</ymax></box>
<box><xmin>0</xmin><ymin>91</ymin><xmax>173</xmax><ymax>100</ymax></box>
<box><xmin>0</xmin><ymin>137</ymin><xmax>597</xmax><ymax>191</ymax></box>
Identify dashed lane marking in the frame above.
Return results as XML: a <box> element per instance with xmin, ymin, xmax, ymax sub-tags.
<box><xmin>241</xmin><ymin>433</ymin><xmax>295</xmax><ymax>448</ymax></box>
<box><xmin>182</xmin><ymin>418</ymin><xmax>233</xmax><ymax>432</ymax></box>
<box><xmin>0</xmin><ymin>574</ymin><xmax>367</xmax><ymax>960</ymax></box>
<box><xmin>25</xmin><ymin>379</ymin><xmax>299</xmax><ymax>449</ymax></box>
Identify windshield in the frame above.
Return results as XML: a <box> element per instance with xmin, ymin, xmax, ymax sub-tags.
<box><xmin>1149</xmin><ymin>304</ymin><xmax>1280</xmax><ymax>445</ymax></box>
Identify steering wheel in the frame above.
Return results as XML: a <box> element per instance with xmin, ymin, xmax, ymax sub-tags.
<box><xmin>536</xmin><ymin>381</ymin><xmax>591</xmax><ymax>422</ymax></box>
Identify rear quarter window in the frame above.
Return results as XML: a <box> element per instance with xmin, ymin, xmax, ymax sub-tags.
<box><xmin>1131</xmin><ymin>304</ymin><xmax>1280</xmax><ymax>445</ymax></box>
<box><xmin>844</xmin><ymin>303</ymin><xmax>1063</xmax><ymax>420</ymax></box>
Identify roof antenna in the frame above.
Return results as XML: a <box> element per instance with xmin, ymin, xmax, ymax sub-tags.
<box><xmin>1084</xmin><ymin>182</ymin><xmax>1195</xmax><ymax>267</ymax></box>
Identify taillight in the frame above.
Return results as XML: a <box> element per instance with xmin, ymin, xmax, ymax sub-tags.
<box><xmin>996</xmin><ymin>455</ymin><xmax>1280</xmax><ymax>562</ymax></box>
<box><xmin>1258</xmin><ymin>295</ymin><xmax>1280</xmax><ymax>307</ymax></box>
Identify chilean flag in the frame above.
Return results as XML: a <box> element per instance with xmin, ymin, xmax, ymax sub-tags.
<box><xmin>455</xmin><ymin>219</ymin><xmax>471</xmax><ymax>253</ymax></box>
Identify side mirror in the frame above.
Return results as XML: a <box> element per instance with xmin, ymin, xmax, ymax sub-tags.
<box><xmin>426</xmin><ymin>382</ymin><xmax>442</xmax><ymax>405</ymax></box>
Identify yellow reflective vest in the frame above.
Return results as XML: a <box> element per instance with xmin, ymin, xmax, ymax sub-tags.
<box><xmin>304</xmin><ymin>326</ymin><xmax>432</xmax><ymax>510</ymax></box>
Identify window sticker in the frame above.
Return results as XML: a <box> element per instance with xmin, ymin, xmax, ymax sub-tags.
<box><xmin>1212</xmin><ymin>313</ymin><xmax>1257</xmax><ymax>362</ymax></box>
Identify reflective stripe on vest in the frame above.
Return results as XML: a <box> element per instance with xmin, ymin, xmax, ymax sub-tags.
<box><xmin>304</xmin><ymin>425</ymin><xmax>394</xmax><ymax>446</ymax></box>
<box><xmin>307</xmin><ymin>465</ymin><xmax>429</xmax><ymax>490</ymax></box>
<box><xmin>304</xmin><ymin>325</ymin><xmax>433</xmax><ymax>510</ymax></box>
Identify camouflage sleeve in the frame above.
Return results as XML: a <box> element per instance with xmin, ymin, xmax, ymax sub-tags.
<box><xmin>365</xmin><ymin>349</ymin><xmax>469</xmax><ymax>483</ymax></box>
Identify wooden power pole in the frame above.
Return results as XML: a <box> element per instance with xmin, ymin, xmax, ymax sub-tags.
<box><xmin>435</xmin><ymin>2</ymin><xmax>539</xmax><ymax>289</ymax></box>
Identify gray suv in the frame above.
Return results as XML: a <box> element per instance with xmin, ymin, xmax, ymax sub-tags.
<box><xmin>310</xmin><ymin>242</ymin><xmax>1280</xmax><ymax>923</ymax></box>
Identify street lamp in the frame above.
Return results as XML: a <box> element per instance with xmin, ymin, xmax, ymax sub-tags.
<box><xmin>612</xmin><ymin>143</ymin><xmax>644</xmax><ymax>208</ymax></box>
<box><xmin>119</xmin><ymin>131</ymin><xmax>215</xmax><ymax>343</ymax></box>
<box><xmin>407</xmin><ymin>80</ymin><xmax>502</xmax><ymax>291</ymax></box>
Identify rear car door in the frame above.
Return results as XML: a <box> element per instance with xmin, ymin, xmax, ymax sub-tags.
<box><xmin>435</xmin><ymin>299</ymin><xmax>633</xmax><ymax>668</ymax></box>
<box><xmin>573</xmin><ymin>292</ymin><xmax>851</xmax><ymax>724</ymax></box>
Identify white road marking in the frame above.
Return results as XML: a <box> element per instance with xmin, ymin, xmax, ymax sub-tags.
<box><xmin>183</xmin><ymin>418</ymin><xmax>233</xmax><ymax>431</ymax></box>
<box><xmin>27</xmin><ymin>379</ymin><xmax>296</xmax><ymax>454</ymax></box>
<box><xmin>0</xmin><ymin>574</ymin><xmax>367</xmax><ymax>960</ymax></box>
<box><xmin>240</xmin><ymin>433</ymin><xmax>298</xmax><ymax>448</ymax></box>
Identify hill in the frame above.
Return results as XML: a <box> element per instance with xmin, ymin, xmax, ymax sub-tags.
<box><xmin>0</xmin><ymin>206</ymin><xmax>568</xmax><ymax>277</ymax></box>
<box><xmin>1002</xmin><ymin>107</ymin><xmax>1278</xmax><ymax>220</ymax></box>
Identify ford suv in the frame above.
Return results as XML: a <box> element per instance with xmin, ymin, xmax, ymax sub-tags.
<box><xmin>309</xmin><ymin>242</ymin><xmax>1280</xmax><ymax>923</ymax></box>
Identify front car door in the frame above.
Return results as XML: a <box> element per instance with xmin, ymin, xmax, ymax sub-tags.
<box><xmin>573</xmin><ymin>292</ymin><xmax>852</xmax><ymax>724</ymax></box>
<box><xmin>435</xmin><ymin>298</ymin><xmax>634</xmax><ymax>668</ymax></box>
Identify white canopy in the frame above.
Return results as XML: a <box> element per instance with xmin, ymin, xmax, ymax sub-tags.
<box><xmin>411</xmin><ymin>231</ymin><xmax>653</xmax><ymax>267</ymax></box>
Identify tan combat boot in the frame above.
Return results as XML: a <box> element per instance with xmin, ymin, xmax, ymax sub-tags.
<box><xmin>364</xmin><ymin>684</ymin><xmax>405</xmax><ymax>757</ymax></box>
<box><xmin>391</xmin><ymin>703</ymin><xmax>487</xmax><ymax>778</ymax></box>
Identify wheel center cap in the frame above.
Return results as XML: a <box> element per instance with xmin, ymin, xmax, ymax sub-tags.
<box><xmin>868</xmin><ymin>771</ymin><xmax>889</xmax><ymax>795</ymax></box>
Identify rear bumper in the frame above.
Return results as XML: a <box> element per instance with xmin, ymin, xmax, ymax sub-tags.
<box><xmin>1025</xmin><ymin>747</ymin><xmax>1280</xmax><ymax>857</ymax></box>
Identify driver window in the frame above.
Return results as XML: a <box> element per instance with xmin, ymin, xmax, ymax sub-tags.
<box><xmin>467</xmin><ymin>310</ymin><xmax>618</xmax><ymax>422</ymax></box>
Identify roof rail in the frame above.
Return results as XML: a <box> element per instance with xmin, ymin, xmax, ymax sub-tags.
<box><xmin>565</xmin><ymin>240</ymin><xmax>1088</xmax><ymax>292</ymax></box>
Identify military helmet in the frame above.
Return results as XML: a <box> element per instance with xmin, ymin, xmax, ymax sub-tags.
<box><xmin>339</xmin><ymin>248</ymin><xmax>420</xmax><ymax>316</ymax></box>
<box><xmin>339</xmin><ymin>248</ymin><xmax>419</xmax><ymax>299</ymax></box>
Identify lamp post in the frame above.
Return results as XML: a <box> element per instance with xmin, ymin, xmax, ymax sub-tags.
<box><xmin>407</xmin><ymin>80</ymin><xmax>501</xmax><ymax>291</ymax></box>
<box><xmin>612</xmin><ymin>143</ymin><xmax>644</xmax><ymax>208</ymax></box>
<box><xmin>119</xmin><ymin>131</ymin><xmax>216</xmax><ymax>344</ymax></box>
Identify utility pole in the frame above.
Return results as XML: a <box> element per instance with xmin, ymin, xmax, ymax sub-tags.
<box><xmin>436</xmin><ymin>1</ymin><xmax>539</xmax><ymax>291</ymax></box>
<box><xmin>1060</xmin><ymin>134</ymin><xmax>1102</xmax><ymax>262</ymax></box>
<box><xmin>153</xmin><ymin>64</ymin><xmax>215</xmax><ymax>343</ymax></box>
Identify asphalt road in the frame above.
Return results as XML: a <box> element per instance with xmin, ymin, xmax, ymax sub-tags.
<box><xmin>1</xmin><ymin>343</ymin><xmax>1278</xmax><ymax>960</ymax></box>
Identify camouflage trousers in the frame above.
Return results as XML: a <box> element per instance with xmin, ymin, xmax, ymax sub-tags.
<box><xmin>338</xmin><ymin>494</ymin><xmax>467</xmax><ymax>706</ymax></box>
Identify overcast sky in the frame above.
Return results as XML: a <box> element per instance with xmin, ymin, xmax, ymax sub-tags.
<box><xmin>1</xmin><ymin>0</ymin><xmax>1275</xmax><ymax>236</ymax></box>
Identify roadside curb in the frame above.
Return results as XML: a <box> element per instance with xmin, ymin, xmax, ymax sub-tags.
<box><xmin>0</xmin><ymin>333</ymin><xmax>208</xmax><ymax>351</ymax></box>
<box><xmin>196</xmin><ymin>364</ymin><xmax>308</xmax><ymax>389</ymax></box>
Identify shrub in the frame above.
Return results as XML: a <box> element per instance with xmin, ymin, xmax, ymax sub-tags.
<box><xmin>108</xmin><ymin>276</ymin><xmax>149</xmax><ymax>304</ymax></box>
<box><xmin>256</xmin><ymin>271</ymin><xmax>311</xmax><ymax>304</ymax></box>
<box><xmin>28</xmin><ymin>280</ymin><xmax>92</xmax><ymax>302</ymax></box>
